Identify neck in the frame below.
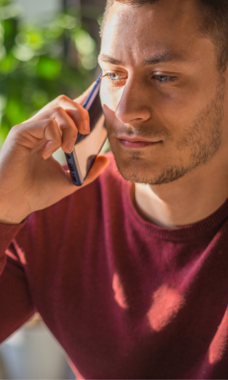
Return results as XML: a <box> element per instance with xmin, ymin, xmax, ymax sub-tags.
<box><xmin>133</xmin><ymin>153</ymin><xmax>228</xmax><ymax>228</ymax></box>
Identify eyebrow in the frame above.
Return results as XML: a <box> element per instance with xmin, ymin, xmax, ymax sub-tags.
<box><xmin>98</xmin><ymin>52</ymin><xmax>185</xmax><ymax>66</ymax></box>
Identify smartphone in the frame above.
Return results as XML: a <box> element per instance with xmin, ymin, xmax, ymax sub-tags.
<box><xmin>65</xmin><ymin>73</ymin><xmax>107</xmax><ymax>186</ymax></box>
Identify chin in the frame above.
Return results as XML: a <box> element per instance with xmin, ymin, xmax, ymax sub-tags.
<box><xmin>111</xmin><ymin>150</ymin><xmax>158</xmax><ymax>184</ymax></box>
<box><xmin>111</xmin><ymin>149</ymin><xmax>190</xmax><ymax>185</ymax></box>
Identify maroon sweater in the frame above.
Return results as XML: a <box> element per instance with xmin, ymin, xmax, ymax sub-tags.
<box><xmin>1</xmin><ymin>152</ymin><xmax>228</xmax><ymax>379</ymax></box>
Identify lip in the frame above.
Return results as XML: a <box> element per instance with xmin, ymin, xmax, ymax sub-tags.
<box><xmin>117</xmin><ymin>135</ymin><xmax>162</xmax><ymax>149</ymax></box>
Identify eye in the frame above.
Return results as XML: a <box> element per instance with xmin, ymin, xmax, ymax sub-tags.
<box><xmin>153</xmin><ymin>75</ymin><xmax>176</xmax><ymax>83</ymax></box>
<box><xmin>108</xmin><ymin>73</ymin><xmax>121</xmax><ymax>81</ymax></box>
<box><xmin>101</xmin><ymin>72</ymin><xmax>127</xmax><ymax>82</ymax></box>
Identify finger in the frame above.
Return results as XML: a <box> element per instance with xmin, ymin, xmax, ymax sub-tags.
<box><xmin>35</xmin><ymin>85</ymin><xmax>95</xmax><ymax>118</ymax></box>
<box><xmin>33</xmin><ymin>100</ymin><xmax>90</xmax><ymax>145</ymax></box>
<box><xmin>66</xmin><ymin>106</ymin><xmax>90</xmax><ymax>135</ymax></box>
<box><xmin>50</xmin><ymin>108</ymin><xmax>79</xmax><ymax>154</ymax></box>
<box><xmin>41</xmin><ymin>119</ymin><xmax>62</xmax><ymax>159</ymax></box>
<box><xmin>30</xmin><ymin>88</ymin><xmax>94</xmax><ymax>137</ymax></box>
<box><xmin>31</xmin><ymin>107</ymin><xmax>80</xmax><ymax>154</ymax></box>
<box><xmin>51</xmin><ymin>96</ymin><xmax>90</xmax><ymax>133</ymax></box>
<box><xmin>51</xmin><ymin>96</ymin><xmax>90</xmax><ymax>135</ymax></box>
<box><xmin>10</xmin><ymin>119</ymin><xmax>62</xmax><ymax>160</ymax></box>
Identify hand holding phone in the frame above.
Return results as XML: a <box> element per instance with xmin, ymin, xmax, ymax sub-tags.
<box><xmin>0</xmin><ymin>83</ymin><xmax>109</xmax><ymax>224</ymax></box>
<box><xmin>65</xmin><ymin>73</ymin><xmax>108</xmax><ymax>186</ymax></box>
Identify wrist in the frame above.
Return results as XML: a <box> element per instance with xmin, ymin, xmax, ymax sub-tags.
<box><xmin>0</xmin><ymin>207</ymin><xmax>28</xmax><ymax>225</ymax></box>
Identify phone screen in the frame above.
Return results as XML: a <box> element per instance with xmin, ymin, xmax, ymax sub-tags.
<box><xmin>65</xmin><ymin>74</ymin><xmax>107</xmax><ymax>186</ymax></box>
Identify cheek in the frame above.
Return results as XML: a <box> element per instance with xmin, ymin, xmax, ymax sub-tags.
<box><xmin>100</xmin><ymin>81</ymin><xmax>122</xmax><ymax>111</ymax></box>
<box><xmin>153</xmin><ymin>89</ymin><xmax>201</xmax><ymax>137</ymax></box>
<box><xmin>156</xmin><ymin>75</ymin><xmax>218</xmax><ymax>134</ymax></box>
<box><xmin>148</xmin><ymin>93</ymin><xmax>184</xmax><ymax>140</ymax></box>
<box><xmin>100</xmin><ymin>83</ymin><xmax>119</xmax><ymax>130</ymax></box>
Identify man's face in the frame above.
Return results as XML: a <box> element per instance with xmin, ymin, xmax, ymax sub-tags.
<box><xmin>99</xmin><ymin>0</ymin><xmax>228</xmax><ymax>185</ymax></box>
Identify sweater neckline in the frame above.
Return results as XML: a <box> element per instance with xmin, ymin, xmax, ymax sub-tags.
<box><xmin>123</xmin><ymin>180</ymin><xmax>228</xmax><ymax>241</ymax></box>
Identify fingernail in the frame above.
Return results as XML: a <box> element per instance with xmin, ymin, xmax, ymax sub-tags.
<box><xmin>66</xmin><ymin>138</ymin><xmax>76</xmax><ymax>153</ymax></box>
<box><xmin>43</xmin><ymin>141</ymin><xmax>54</xmax><ymax>160</ymax></box>
<box><xmin>82</xmin><ymin>120</ymin><xmax>90</xmax><ymax>133</ymax></box>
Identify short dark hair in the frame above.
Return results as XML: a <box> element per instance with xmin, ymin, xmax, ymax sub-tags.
<box><xmin>101</xmin><ymin>0</ymin><xmax>228</xmax><ymax>72</ymax></box>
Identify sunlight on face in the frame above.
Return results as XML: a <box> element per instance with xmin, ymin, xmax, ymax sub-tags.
<box><xmin>99</xmin><ymin>1</ymin><xmax>226</xmax><ymax>186</ymax></box>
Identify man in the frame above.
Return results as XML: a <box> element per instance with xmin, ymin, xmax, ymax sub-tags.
<box><xmin>0</xmin><ymin>0</ymin><xmax>228</xmax><ymax>378</ymax></box>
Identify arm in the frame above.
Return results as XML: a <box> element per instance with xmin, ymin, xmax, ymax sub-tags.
<box><xmin>0</xmin><ymin>88</ymin><xmax>108</xmax><ymax>341</ymax></box>
<box><xmin>0</xmin><ymin>223</ymin><xmax>35</xmax><ymax>343</ymax></box>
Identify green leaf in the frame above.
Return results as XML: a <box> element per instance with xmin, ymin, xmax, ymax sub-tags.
<box><xmin>0</xmin><ymin>4</ymin><xmax>21</xmax><ymax>21</ymax></box>
<box><xmin>0</xmin><ymin>123</ymin><xmax>9</xmax><ymax>147</ymax></box>
<box><xmin>0</xmin><ymin>52</ymin><xmax>18</xmax><ymax>73</ymax></box>
<box><xmin>44</xmin><ymin>25</ymin><xmax>63</xmax><ymax>41</ymax></box>
<box><xmin>0</xmin><ymin>45</ymin><xmax>6</xmax><ymax>61</ymax></box>
<box><xmin>75</xmin><ymin>30</ymin><xmax>96</xmax><ymax>56</ymax></box>
<box><xmin>27</xmin><ymin>29</ymin><xmax>44</xmax><ymax>49</ymax></box>
<box><xmin>36</xmin><ymin>56</ymin><xmax>62</xmax><ymax>80</ymax></box>
<box><xmin>55</xmin><ymin>14</ymin><xmax>79</xmax><ymax>30</ymax></box>
<box><xmin>5</xmin><ymin>98</ymin><xmax>27</xmax><ymax>125</ymax></box>
<box><xmin>0</xmin><ymin>94</ymin><xmax>6</xmax><ymax>112</ymax></box>
<box><xmin>12</xmin><ymin>45</ymin><xmax>34</xmax><ymax>61</ymax></box>
<box><xmin>81</xmin><ymin>54</ymin><xmax>97</xmax><ymax>70</ymax></box>
<box><xmin>32</xmin><ymin>90</ymin><xmax>48</xmax><ymax>109</ymax></box>
<box><xmin>0</xmin><ymin>4</ymin><xmax>98</xmax><ymax>145</ymax></box>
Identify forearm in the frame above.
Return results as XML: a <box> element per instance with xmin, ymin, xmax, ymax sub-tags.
<box><xmin>0</xmin><ymin>221</ymin><xmax>26</xmax><ymax>274</ymax></box>
<box><xmin>0</xmin><ymin>255</ymin><xmax>35</xmax><ymax>343</ymax></box>
<box><xmin>0</xmin><ymin>222</ymin><xmax>35</xmax><ymax>343</ymax></box>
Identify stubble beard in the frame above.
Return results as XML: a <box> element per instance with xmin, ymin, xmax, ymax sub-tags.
<box><xmin>109</xmin><ymin>79</ymin><xmax>225</xmax><ymax>185</ymax></box>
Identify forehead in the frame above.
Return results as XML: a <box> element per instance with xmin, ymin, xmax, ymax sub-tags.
<box><xmin>100</xmin><ymin>0</ymin><xmax>210</xmax><ymax>65</ymax></box>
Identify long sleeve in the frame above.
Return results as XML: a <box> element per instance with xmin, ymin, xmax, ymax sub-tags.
<box><xmin>0</xmin><ymin>223</ymin><xmax>35</xmax><ymax>343</ymax></box>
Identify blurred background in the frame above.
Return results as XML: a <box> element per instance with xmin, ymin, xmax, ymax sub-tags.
<box><xmin>0</xmin><ymin>0</ymin><xmax>106</xmax><ymax>378</ymax></box>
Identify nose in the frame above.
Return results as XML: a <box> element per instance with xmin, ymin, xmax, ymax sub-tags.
<box><xmin>115</xmin><ymin>78</ymin><xmax>151</xmax><ymax>125</ymax></box>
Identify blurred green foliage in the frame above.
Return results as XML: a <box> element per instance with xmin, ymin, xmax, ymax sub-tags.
<box><xmin>0</xmin><ymin>0</ymin><xmax>100</xmax><ymax>146</ymax></box>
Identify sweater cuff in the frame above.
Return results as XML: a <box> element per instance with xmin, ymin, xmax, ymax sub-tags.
<box><xmin>0</xmin><ymin>220</ymin><xmax>27</xmax><ymax>274</ymax></box>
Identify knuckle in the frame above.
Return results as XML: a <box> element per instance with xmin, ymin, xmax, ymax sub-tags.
<box><xmin>9</xmin><ymin>124</ymin><xmax>20</xmax><ymax>136</ymax></box>
<box><xmin>57</xmin><ymin>94</ymin><xmax>69</xmax><ymax>102</ymax></box>
<box><xmin>48</xmin><ymin>118</ymin><xmax>58</xmax><ymax>128</ymax></box>
<box><xmin>53</xmin><ymin>106</ymin><xmax>64</xmax><ymax>114</ymax></box>
<box><xmin>10</xmin><ymin>125</ymin><xmax>17</xmax><ymax>133</ymax></box>
<box><xmin>46</xmin><ymin>120</ymin><xmax>59</xmax><ymax>136</ymax></box>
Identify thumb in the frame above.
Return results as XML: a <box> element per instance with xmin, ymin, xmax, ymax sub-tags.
<box><xmin>83</xmin><ymin>155</ymin><xmax>110</xmax><ymax>186</ymax></box>
<box><xmin>51</xmin><ymin>155</ymin><xmax>109</xmax><ymax>201</ymax></box>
